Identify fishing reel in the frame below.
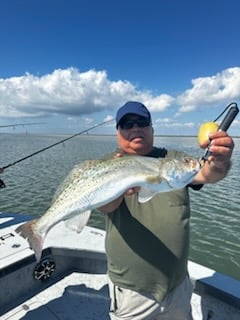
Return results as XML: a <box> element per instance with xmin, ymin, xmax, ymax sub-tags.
<box><xmin>0</xmin><ymin>167</ymin><xmax>6</xmax><ymax>188</ymax></box>
<box><xmin>0</xmin><ymin>179</ymin><xmax>5</xmax><ymax>188</ymax></box>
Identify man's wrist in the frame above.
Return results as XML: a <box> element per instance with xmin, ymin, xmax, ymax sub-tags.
<box><xmin>209</xmin><ymin>159</ymin><xmax>232</xmax><ymax>174</ymax></box>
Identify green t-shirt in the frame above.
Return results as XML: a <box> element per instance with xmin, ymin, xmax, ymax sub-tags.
<box><xmin>105</xmin><ymin>147</ymin><xmax>198</xmax><ymax>302</ymax></box>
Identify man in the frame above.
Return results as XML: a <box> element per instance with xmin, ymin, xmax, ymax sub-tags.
<box><xmin>100</xmin><ymin>101</ymin><xmax>234</xmax><ymax>320</ymax></box>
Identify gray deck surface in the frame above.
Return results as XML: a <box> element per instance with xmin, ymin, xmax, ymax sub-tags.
<box><xmin>1</xmin><ymin>273</ymin><xmax>110</xmax><ymax>320</ymax></box>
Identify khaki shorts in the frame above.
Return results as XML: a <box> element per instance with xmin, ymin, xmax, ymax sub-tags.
<box><xmin>109</xmin><ymin>276</ymin><xmax>193</xmax><ymax>320</ymax></box>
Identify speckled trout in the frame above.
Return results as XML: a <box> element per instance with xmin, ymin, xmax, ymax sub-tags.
<box><xmin>16</xmin><ymin>155</ymin><xmax>200</xmax><ymax>262</ymax></box>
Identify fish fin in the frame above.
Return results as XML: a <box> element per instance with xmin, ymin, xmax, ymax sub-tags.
<box><xmin>65</xmin><ymin>210</ymin><xmax>91</xmax><ymax>233</ymax></box>
<box><xmin>138</xmin><ymin>188</ymin><xmax>159</xmax><ymax>203</ymax></box>
<box><xmin>15</xmin><ymin>219</ymin><xmax>44</xmax><ymax>262</ymax></box>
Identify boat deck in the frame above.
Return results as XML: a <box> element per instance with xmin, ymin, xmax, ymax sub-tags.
<box><xmin>1</xmin><ymin>212</ymin><xmax>240</xmax><ymax>320</ymax></box>
<box><xmin>2</xmin><ymin>270</ymin><xmax>240</xmax><ymax>320</ymax></box>
<box><xmin>2</xmin><ymin>272</ymin><xmax>110</xmax><ymax>320</ymax></box>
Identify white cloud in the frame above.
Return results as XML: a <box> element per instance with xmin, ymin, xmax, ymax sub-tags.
<box><xmin>104</xmin><ymin>115</ymin><xmax>114</xmax><ymax>122</ymax></box>
<box><xmin>155</xmin><ymin>117</ymin><xmax>195</xmax><ymax>129</ymax></box>
<box><xmin>156</xmin><ymin>117</ymin><xmax>173</xmax><ymax>124</ymax></box>
<box><xmin>0</xmin><ymin>68</ymin><xmax>137</xmax><ymax>118</ymax></box>
<box><xmin>143</xmin><ymin>95</ymin><xmax>175</xmax><ymax>112</ymax></box>
<box><xmin>0</xmin><ymin>67</ymin><xmax>175</xmax><ymax>119</ymax></box>
<box><xmin>177</xmin><ymin>67</ymin><xmax>240</xmax><ymax>112</ymax></box>
<box><xmin>0</xmin><ymin>66</ymin><xmax>239</xmax><ymax>120</ymax></box>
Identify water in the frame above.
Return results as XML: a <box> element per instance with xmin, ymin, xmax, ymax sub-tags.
<box><xmin>0</xmin><ymin>133</ymin><xmax>239</xmax><ymax>280</ymax></box>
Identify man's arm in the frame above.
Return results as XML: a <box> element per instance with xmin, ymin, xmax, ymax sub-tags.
<box><xmin>193</xmin><ymin>131</ymin><xmax>234</xmax><ymax>184</ymax></box>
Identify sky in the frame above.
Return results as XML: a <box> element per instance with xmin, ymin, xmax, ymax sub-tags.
<box><xmin>0</xmin><ymin>0</ymin><xmax>240</xmax><ymax>136</ymax></box>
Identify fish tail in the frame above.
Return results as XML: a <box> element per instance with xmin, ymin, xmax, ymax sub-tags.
<box><xmin>15</xmin><ymin>219</ymin><xmax>44</xmax><ymax>262</ymax></box>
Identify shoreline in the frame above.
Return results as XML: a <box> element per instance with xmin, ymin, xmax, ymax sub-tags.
<box><xmin>1</xmin><ymin>132</ymin><xmax>240</xmax><ymax>139</ymax></box>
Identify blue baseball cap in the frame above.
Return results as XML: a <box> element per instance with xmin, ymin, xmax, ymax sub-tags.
<box><xmin>116</xmin><ymin>101</ymin><xmax>151</xmax><ymax>127</ymax></box>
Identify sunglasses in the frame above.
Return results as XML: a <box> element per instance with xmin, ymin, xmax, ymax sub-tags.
<box><xmin>119</xmin><ymin>118</ymin><xmax>151</xmax><ymax>130</ymax></box>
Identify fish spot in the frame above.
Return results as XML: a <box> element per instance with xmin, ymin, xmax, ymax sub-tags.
<box><xmin>146</xmin><ymin>176</ymin><xmax>162</xmax><ymax>184</ymax></box>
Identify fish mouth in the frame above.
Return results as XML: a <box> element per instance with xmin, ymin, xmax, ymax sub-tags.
<box><xmin>193</xmin><ymin>160</ymin><xmax>201</xmax><ymax>171</ymax></box>
<box><xmin>183</xmin><ymin>157</ymin><xmax>201</xmax><ymax>171</ymax></box>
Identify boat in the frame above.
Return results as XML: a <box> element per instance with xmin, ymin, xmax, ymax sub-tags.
<box><xmin>0</xmin><ymin>211</ymin><xmax>239</xmax><ymax>320</ymax></box>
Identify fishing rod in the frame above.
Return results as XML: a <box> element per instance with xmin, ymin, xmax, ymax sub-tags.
<box><xmin>0</xmin><ymin>118</ymin><xmax>113</xmax><ymax>175</ymax></box>
<box><xmin>202</xmin><ymin>102</ymin><xmax>239</xmax><ymax>161</ymax></box>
